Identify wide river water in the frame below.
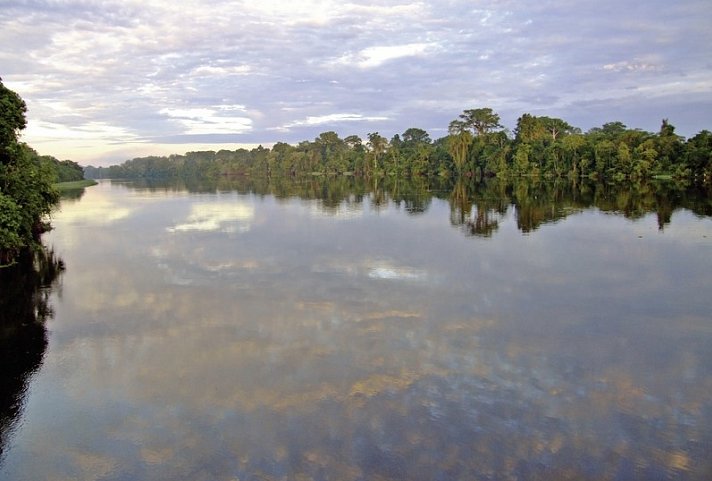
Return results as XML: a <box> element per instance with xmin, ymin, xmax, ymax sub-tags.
<box><xmin>1</xmin><ymin>178</ymin><xmax>711</xmax><ymax>480</ymax></box>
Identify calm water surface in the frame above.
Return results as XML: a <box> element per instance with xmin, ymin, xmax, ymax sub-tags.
<box><xmin>1</xmin><ymin>179</ymin><xmax>711</xmax><ymax>480</ymax></box>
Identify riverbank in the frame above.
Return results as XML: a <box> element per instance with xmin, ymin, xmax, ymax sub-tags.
<box><xmin>53</xmin><ymin>179</ymin><xmax>98</xmax><ymax>191</ymax></box>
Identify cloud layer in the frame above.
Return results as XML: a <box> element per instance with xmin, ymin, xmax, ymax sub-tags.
<box><xmin>1</xmin><ymin>0</ymin><xmax>711</xmax><ymax>164</ymax></box>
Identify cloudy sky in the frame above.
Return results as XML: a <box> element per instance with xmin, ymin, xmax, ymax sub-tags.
<box><xmin>1</xmin><ymin>0</ymin><xmax>711</xmax><ymax>166</ymax></box>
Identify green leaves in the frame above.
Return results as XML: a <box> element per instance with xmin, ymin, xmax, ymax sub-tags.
<box><xmin>0</xmin><ymin>193</ymin><xmax>23</xmax><ymax>256</ymax></box>
<box><xmin>0</xmin><ymin>80</ymin><xmax>59</xmax><ymax>262</ymax></box>
<box><xmin>0</xmin><ymin>78</ymin><xmax>27</xmax><ymax>163</ymax></box>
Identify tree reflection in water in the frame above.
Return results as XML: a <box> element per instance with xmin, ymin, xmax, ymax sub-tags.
<box><xmin>0</xmin><ymin>248</ymin><xmax>64</xmax><ymax>461</ymax></box>
<box><xmin>119</xmin><ymin>175</ymin><xmax>712</xmax><ymax>237</ymax></box>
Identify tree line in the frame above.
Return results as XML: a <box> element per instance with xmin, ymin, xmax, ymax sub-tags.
<box><xmin>86</xmin><ymin>107</ymin><xmax>712</xmax><ymax>183</ymax></box>
<box><xmin>0</xmin><ymin>79</ymin><xmax>84</xmax><ymax>264</ymax></box>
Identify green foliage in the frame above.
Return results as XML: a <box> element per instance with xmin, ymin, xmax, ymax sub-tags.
<box><xmin>0</xmin><ymin>78</ymin><xmax>27</xmax><ymax>165</ymax></box>
<box><xmin>459</xmin><ymin>108</ymin><xmax>503</xmax><ymax>136</ymax></box>
<box><xmin>35</xmin><ymin>154</ymin><xmax>85</xmax><ymax>183</ymax></box>
<box><xmin>447</xmin><ymin>131</ymin><xmax>472</xmax><ymax>175</ymax></box>
<box><xmin>0</xmin><ymin>80</ymin><xmax>60</xmax><ymax>264</ymax></box>
<box><xmin>0</xmin><ymin>193</ymin><xmax>23</xmax><ymax>258</ymax></box>
<box><xmin>685</xmin><ymin>130</ymin><xmax>712</xmax><ymax>181</ymax></box>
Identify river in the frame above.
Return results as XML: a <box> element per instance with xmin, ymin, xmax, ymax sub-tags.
<box><xmin>1</xmin><ymin>178</ymin><xmax>711</xmax><ymax>480</ymax></box>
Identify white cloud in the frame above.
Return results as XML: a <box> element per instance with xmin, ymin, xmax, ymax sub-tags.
<box><xmin>283</xmin><ymin>113</ymin><xmax>389</xmax><ymax>129</ymax></box>
<box><xmin>23</xmin><ymin>119</ymin><xmax>142</xmax><ymax>144</ymax></box>
<box><xmin>190</xmin><ymin>65</ymin><xmax>253</xmax><ymax>76</ymax></box>
<box><xmin>237</xmin><ymin>0</ymin><xmax>334</xmax><ymax>23</ymax></box>
<box><xmin>160</xmin><ymin>108</ymin><xmax>253</xmax><ymax>135</ymax></box>
<box><xmin>161</xmin><ymin>108</ymin><xmax>219</xmax><ymax>119</ymax></box>
<box><xmin>342</xmin><ymin>2</ymin><xmax>424</xmax><ymax>17</ymax></box>
<box><xmin>602</xmin><ymin>60</ymin><xmax>661</xmax><ymax>72</ymax></box>
<box><xmin>335</xmin><ymin>43</ymin><xmax>435</xmax><ymax>69</ymax></box>
<box><xmin>216</xmin><ymin>104</ymin><xmax>249</xmax><ymax>112</ymax></box>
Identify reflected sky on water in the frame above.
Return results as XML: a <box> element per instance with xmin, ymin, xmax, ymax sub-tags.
<box><xmin>1</xmin><ymin>179</ymin><xmax>711</xmax><ymax>480</ymax></box>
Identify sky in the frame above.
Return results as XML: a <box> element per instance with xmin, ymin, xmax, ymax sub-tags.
<box><xmin>1</xmin><ymin>0</ymin><xmax>711</xmax><ymax>166</ymax></box>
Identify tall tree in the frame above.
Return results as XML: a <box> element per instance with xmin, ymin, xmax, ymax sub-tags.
<box><xmin>0</xmin><ymin>78</ymin><xmax>27</xmax><ymax>165</ymax></box>
<box><xmin>402</xmin><ymin>127</ymin><xmax>431</xmax><ymax>145</ymax></box>
<box><xmin>459</xmin><ymin>108</ymin><xmax>503</xmax><ymax>137</ymax></box>
<box><xmin>591</xmin><ymin>121</ymin><xmax>627</xmax><ymax>141</ymax></box>
<box><xmin>539</xmin><ymin>116</ymin><xmax>576</xmax><ymax>141</ymax></box>
<box><xmin>514</xmin><ymin>114</ymin><xmax>546</xmax><ymax>144</ymax></box>
<box><xmin>654</xmin><ymin>119</ymin><xmax>684</xmax><ymax>174</ymax></box>
<box><xmin>344</xmin><ymin>135</ymin><xmax>363</xmax><ymax>151</ymax></box>
<box><xmin>447</xmin><ymin>130</ymin><xmax>472</xmax><ymax>175</ymax></box>
<box><xmin>366</xmin><ymin>132</ymin><xmax>388</xmax><ymax>173</ymax></box>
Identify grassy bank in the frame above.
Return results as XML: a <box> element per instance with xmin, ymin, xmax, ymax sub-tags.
<box><xmin>54</xmin><ymin>179</ymin><xmax>98</xmax><ymax>191</ymax></box>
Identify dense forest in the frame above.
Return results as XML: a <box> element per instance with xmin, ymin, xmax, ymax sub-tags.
<box><xmin>0</xmin><ymin>79</ymin><xmax>84</xmax><ymax>265</ymax></box>
<box><xmin>85</xmin><ymin>108</ymin><xmax>712</xmax><ymax>183</ymax></box>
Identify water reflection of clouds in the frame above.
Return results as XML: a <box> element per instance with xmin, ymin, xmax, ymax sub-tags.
<box><xmin>54</xmin><ymin>196</ymin><xmax>133</xmax><ymax>225</ymax></box>
<box><xmin>50</xmin><ymin>275</ymin><xmax>697</xmax><ymax>481</ymax></box>
<box><xmin>50</xmin><ymin>187</ymin><xmax>139</xmax><ymax>250</ymax></box>
<box><xmin>202</xmin><ymin>260</ymin><xmax>260</xmax><ymax>272</ymax></box>
<box><xmin>312</xmin><ymin>259</ymin><xmax>431</xmax><ymax>283</ymax></box>
<box><xmin>14</xmin><ymin>185</ymin><xmax>712</xmax><ymax>481</ymax></box>
<box><xmin>167</xmin><ymin>202</ymin><xmax>254</xmax><ymax>233</ymax></box>
<box><xmin>368</xmin><ymin>265</ymin><xmax>427</xmax><ymax>281</ymax></box>
<box><xmin>67</xmin><ymin>298</ymin><xmax>435</xmax><ymax>413</ymax></box>
<box><xmin>149</xmin><ymin>242</ymin><xmax>263</xmax><ymax>287</ymax></box>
